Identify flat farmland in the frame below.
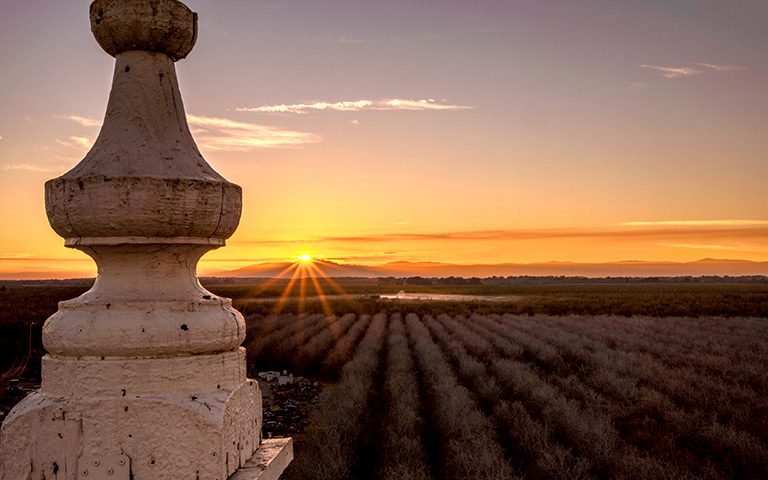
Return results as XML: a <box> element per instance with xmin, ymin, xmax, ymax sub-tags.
<box><xmin>1</xmin><ymin>281</ymin><xmax>767</xmax><ymax>478</ymax></box>
<box><xmin>248</xmin><ymin>312</ymin><xmax>768</xmax><ymax>480</ymax></box>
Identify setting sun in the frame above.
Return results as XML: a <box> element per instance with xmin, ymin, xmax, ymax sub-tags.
<box><xmin>1</xmin><ymin>3</ymin><xmax>767</xmax><ymax>480</ymax></box>
<box><xmin>1</xmin><ymin>1</ymin><xmax>767</xmax><ymax>281</ymax></box>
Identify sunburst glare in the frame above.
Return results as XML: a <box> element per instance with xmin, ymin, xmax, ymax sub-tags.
<box><xmin>264</xmin><ymin>253</ymin><xmax>353</xmax><ymax>316</ymax></box>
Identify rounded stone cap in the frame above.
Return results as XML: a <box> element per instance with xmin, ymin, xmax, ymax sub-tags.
<box><xmin>90</xmin><ymin>0</ymin><xmax>198</xmax><ymax>60</ymax></box>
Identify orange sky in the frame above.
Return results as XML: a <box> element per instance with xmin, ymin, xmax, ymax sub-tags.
<box><xmin>1</xmin><ymin>1</ymin><xmax>767</xmax><ymax>278</ymax></box>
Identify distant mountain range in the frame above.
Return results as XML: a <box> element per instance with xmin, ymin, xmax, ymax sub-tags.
<box><xmin>219</xmin><ymin>258</ymin><xmax>768</xmax><ymax>278</ymax></box>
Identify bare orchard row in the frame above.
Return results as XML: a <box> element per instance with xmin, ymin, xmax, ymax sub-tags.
<box><xmin>244</xmin><ymin>313</ymin><xmax>768</xmax><ymax>480</ymax></box>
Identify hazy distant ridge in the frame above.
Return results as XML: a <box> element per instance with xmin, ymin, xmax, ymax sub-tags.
<box><xmin>224</xmin><ymin>258</ymin><xmax>768</xmax><ymax>278</ymax></box>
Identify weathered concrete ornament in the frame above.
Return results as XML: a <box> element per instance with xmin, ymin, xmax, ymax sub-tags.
<box><xmin>0</xmin><ymin>1</ymin><xmax>292</xmax><ymax>479</ymax></box>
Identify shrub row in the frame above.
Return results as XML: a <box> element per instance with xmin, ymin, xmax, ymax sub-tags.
<box><xmin>405</xmin><ymin>313</ymin><xmax>518</xmax><ymax>480</ymax></box>
<box><xmin>376</xmin><ymin>315</ymin><xmax>432</xmax><ymax>480</ymax></box>
<box><xmin>289</xmin><ymin>313</ymin><xmax>388</xmax><ymax>480</ymax></box>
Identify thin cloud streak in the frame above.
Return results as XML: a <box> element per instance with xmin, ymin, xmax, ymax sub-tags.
<box><xmin>187</xmin><ymin>114</ymin><xmax>321</xmax><ymax>150</ymax></box>
<box><xmin>57</xmin><ymin>113</ymin><xmax>319</xmax><ymax>151</ymax></box>
<box><xmin>639</xmin><ymin>62</ymin><xmax>745</xmax><ymax>79</ymax></box>
<box><xmin>243</xmin><ymin>225</ymin><xmax>768</xmax><ymax>246</ymax></box>
<box><xmin>640</xmin><ymin>64</ymin><xmax>701</xmax><ymax>78</ymax></box>
<box><xmin>3</xmin><ymin>163</ymin><xmax>69</xmax><ymax>173</ymax></box>
<box><xmin>623</xmin><ymin>220</ymin><xmax>768</xmax><ymax>227</ymax></box>
<box><xmin>324</xmin><ymin>254</ymin><xmax>402</xmax><ymax>263</ymax></box>
<box><xmin>55</xmin><ymin>114</ymin><xmax>102</xmax><ymax>127</ymax></box>
<box><xmin>237</xmin><ymin>98</ymin><xmax>472</xmax><ymax>114</ymax></box>
<box><xmin>55</xmin><ymin>136</ymin><xmax>93</xmax><ymax>149</ymax></box>
<box><xmin>240</xmin><ymin>100</ymin><xmax>373</xmax><ymax>114</ymax></box>
<box><xmin>0</xmin><ymin>255</ymin><xmax>293</xmax><ymax>264</ymax></box>
<box><xmin>70</xmin><ymin>136</ymin><xmax>93</xmax><ymax>149</ymax></box>
<box><xmin>660</xmin><ymin>243</ymin><xmax>732</xmax><ymax>250</ymax></box>
<box><xmin>0</xmin><ymin>255</ymin><xmax>88</xmax><ymax>261</ymax></box>
<box><xmin>381</xmin><ymin>99</ymin><xmax>470</xmax><ymax>111</ymax></box>
<box><xmin>690</xmin><ymin>62</ymin><xmax>746</xmax><ymax>72</ymax></box>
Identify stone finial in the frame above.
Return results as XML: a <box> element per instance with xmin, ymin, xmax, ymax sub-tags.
<box><xmin>1</xmin><ymin>1</ymin><xmax>293</xmax><ymax>478</ymax></box>
<box><xmin>43</xmin><ymin>0</ymin><xmax>243</xmax><ymax>358</ymax></box>
<box><xmin>91</xmin><ymin>0</ymin><xmax>198</xmax><ymax>60</ymax></box>
<box><xmin>46</xmin><ymin>0</ymin><xmax>240</xmax><ymax>247</ymax></box>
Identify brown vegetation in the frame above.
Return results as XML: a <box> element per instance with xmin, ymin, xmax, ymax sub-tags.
<box><xmin>247</xmin><ymin>313</ymin><xmax>768</xmax><ymax>480</ymax></box>
<box><xmin>1</xmin><ymin>283</ymin><xmax>767</xmax><ymax>478</ymax></box>
<box><xmin>286</xmin><ymin>313</ymin><xmax>387</xmax><ymax>479</ymax></box>
<box><xmin>216</xmin><ymin>282</ymin><xmax>768</xmax><ymax>318</ymax></box>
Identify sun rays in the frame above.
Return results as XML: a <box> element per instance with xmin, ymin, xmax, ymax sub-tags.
<box><xmin>244</xmin><ymin>254</ymin><xmax>356</xmax><ymax>316</ymax></box>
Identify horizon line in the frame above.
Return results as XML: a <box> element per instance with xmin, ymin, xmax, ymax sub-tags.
<box><xmin>2</xmin><ymin>257</ymin><xmax>767</xmax><ymax>281</ymax></box>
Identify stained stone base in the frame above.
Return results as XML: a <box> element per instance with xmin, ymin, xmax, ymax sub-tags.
<box><xmin>0</xmin><ymin>349</ymin><xmax>262</xmax><ymax>480</ymax></box>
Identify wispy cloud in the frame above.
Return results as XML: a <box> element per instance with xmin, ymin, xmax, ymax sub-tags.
<box><xmin>186</xmin><ymin>114</ymin><xmax>320</xmax><ymax>150</ymax></box>
<box><xmin>639</xmin><ymin>64</ymin><xmax>701</xmax><ymax>78</ymax></box>
<box><xmin>380</xmin><ymin>99</ymin><xmax>471</xmax><ymax>111</ymax></box>
<box><xmin>660</xmin><ymin>243</ymin><xmax>732</xmax><ymax>250</ymax></box>
<box><xmin>0</xmin><ymin>255</ymin><xmax>90</xmax><ymax>262</ymax></box>
<box><xmin>639</xmin><ymin>62</ymin><xmax>746</xmax><ymax>79</ymax></box>
<box><xmin>56</xmin><ymin>114</ymin><xmax>102</xmax><ymax>127</ymax></box>
<box><xmin>325</xmin><ymin>254</ymin><xmax>402</xmax><ymax>263</ymax></box>
<box><xmin>71</xmin><ymin>136</ymin><xmax>93</xmax><ymax>149</ymax></box>
<box><xmin>54</xmin><ymin>116</ymin><xmax>99</xmax><ymax>149</ymax></box>
<box><xmin>243</xmin><ymin>224</ymin><xmax>768</xmax><ymax>247</ymax></box>
<box><xmin>237</xmin><ymin>98</ymin><xmax>472</xmax><ymax>114</ymax></box>
<box><xmin>57</xmin><ymin>113</ymin><xmax>319</xmax><ymax>151</ymax></box>
<box><xmin>56</xmin><ymin>136</ymin><xmax>93</xmax><ymax>149</ymax></box>
<box><xmin>622</xmin><ymin>220</ymin><xmax>768</xmax><ymax>227</ymax></box>
<box><xmin>2</xmin><ymin>163</ymin><xmax>67</xmax><ymax>173</ymax></box>
<box><xmin>240</xmin><ymin>100</ymin><xmax>373</xmax><ymax>114</ymax></box>
<box><xmin>0</xmin><ymin>254</ymin><xmax>33</xmax><ymax>260</ymax></box>
<box><xmin>690</xmin><ymin>62</ymin><xmax>746</xmax><ymax>72</ymax></box>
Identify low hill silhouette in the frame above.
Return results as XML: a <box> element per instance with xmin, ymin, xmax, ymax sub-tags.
<box><xmin>220</xmin><ymin>258</ymin><xmax>768</xmax><ymax>278</ymax></box>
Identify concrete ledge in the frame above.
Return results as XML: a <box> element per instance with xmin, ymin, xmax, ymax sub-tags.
<box><xmin>229</xmin><ymin>438</ymin><xmax>294</xmax><ymax>480</ymax></box>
